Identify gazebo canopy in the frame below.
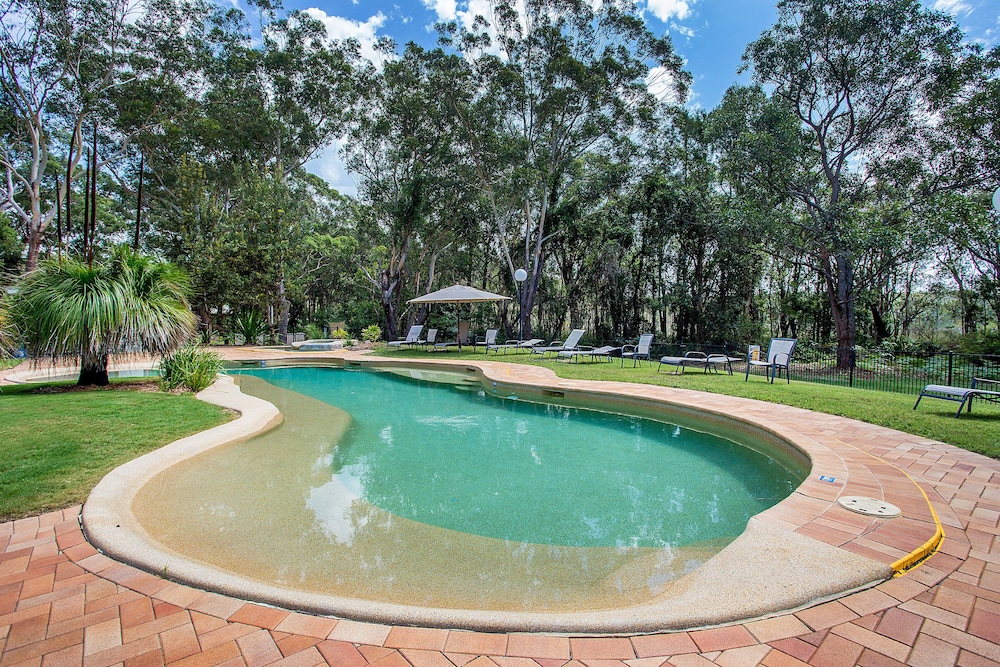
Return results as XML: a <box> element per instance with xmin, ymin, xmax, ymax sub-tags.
<box><xmin>407</xmin><ymin>284</ymin><xmax>511</xmax><ymax>304</ymax></box>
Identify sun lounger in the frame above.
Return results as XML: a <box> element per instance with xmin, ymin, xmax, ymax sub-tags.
<box><xmin>388</xmin><ymin>325</ymin><xmax>423</xmax><ymax>349</ymax></box>
<box><xmin>913</xmin><ymin>383</ymin><xmax>1000</xmax><ymax>417</ymax></box>
<box><xmin>531</xmin><ymin>329</ymin><xmax>586</xmax><ymax>357</ymax></box>
<box><xmin>487</xmin><ymin>338</ymin><xmax>544</xmax><ymax>354</ymax></box>
<box><xmin>657</xmin><ymin>351</ymin><xmax>741</xmax><ymax>374</ymax></box>
<box><xmin>434</xmin><ymin>321</ymin><xmax>471</xmax><ymax>350</ymax></box>
<box><xmin>557</xmin><ymin>345</ymin><xmax>619</xmax><ymax>363</ymax></box>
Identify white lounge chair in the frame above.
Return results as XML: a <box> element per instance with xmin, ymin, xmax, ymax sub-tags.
<box><xmin>474</xmin><ymin>328</ymin><xmax>498</xmax><ymax>353</ymax></box>
<box><xmin>658</xmin><ymin>351</ymin><xmax>741</xmax><ymax>374</ymax></box>
<box><xmin>388</xmin><ymin>325</ymin><xmax>424</xmax><ymax>349</ymax></box>
<box><xmin>914</xmin><ymin>381</ymin><xmax>1000</xmax><ymax>417</ymax></box>
<box><xmin>531</xmin><ymin>329</ymin><xmax>585</xmax><ymax>357</ymax></box>
<box><xmin>488</xmin><ymin>338</ymin><xmax>545</xmax><ymax>354</ymax></box>
<box><xmin>745</xmin><ymin>338</ymin><xmax>797</xmax><ymax>383</ymax></box>
<box><xmin>434</xmin><ymin>321</ymin><xmax>471</xmax><ymax>350</ymax></box>
<box><xmin>422</xmin><ymin>328</ymin><xmax>438</xmax><ymax>348</ymax></box>
<box><xmin>621</xmin><ymin>334</ymin><xmax>654</xmax><ymax>367</ymax></box>
<box><xmin>558</xmin><ymin>345</ymin><xmax>619</xmax><ymax>363</ymax></box>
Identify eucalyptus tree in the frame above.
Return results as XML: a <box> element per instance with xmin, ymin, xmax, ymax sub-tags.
<box><xmin>743</xmin><ymin>0</ymin><xmax>967</xmax><ymax>364</ymax></box>
<box><xmin>444</xmin><ymin>0</ymin><xmax>689</xmax><ymax>339</ymax></box>
<box><xmin>0</xmin><ymin>0</ymin><xmax>134</xmax><ymax>269</ymax></box>
<box><xmin>0</xmin><ymin>0</ymin><xmax>234</xmax><ymax>269</ymax></box>
<box><xmin>344</xmin><ymin>44</ymin><xmax>470</xmax><ymax>339</ymax></box>
<box><xmin>11</xmin><ymin>246</ymin><xmax>195</xmax><ymax>385</ymax></box>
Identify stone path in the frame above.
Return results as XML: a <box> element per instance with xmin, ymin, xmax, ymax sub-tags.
<box><xmin>2</xmin><ymin>351</ymin><xmax>1000</xmax><ymax>665</ymax></box>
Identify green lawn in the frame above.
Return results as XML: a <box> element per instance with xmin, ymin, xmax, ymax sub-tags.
<box><xmin>378</xmin><ymin>346</ymin><xmax>1000</xmax><ymax>460</ymax></box>
<box><xmin>0</xmin><ymin>381</ymin><xmax>231</xmax><ymax>521</ymax></box>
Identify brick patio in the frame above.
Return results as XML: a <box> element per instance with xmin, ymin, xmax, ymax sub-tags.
<box><xmin>2</xmin><ymin>352</ymin><xmax>999</xmax><ymax>666</ymax></box>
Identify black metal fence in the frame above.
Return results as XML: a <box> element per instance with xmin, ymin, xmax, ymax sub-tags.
<box><xmin>639</xmin><ymin>341</ymin><xmax>1000</xmax><ymax>396</ymax></box>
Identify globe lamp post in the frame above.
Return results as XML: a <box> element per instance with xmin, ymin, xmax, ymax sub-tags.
<box><xmin>514</xmin><ymin>268</ymin><xmax>527</xmax><ymax>342</ymax></box>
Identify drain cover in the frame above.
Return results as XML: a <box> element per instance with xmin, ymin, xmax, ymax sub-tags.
<box><xmin>837</xmin><ymin>496</ymin><xmax>902</xmax><ymax>518</ymax></box>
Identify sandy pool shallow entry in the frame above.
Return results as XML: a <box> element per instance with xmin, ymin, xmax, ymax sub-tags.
<box><xmin>132</xmin><ymin>370</ymin><xmax>794</xmax><ymax>612</ymax></box>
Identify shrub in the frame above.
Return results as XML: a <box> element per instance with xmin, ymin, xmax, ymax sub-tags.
<box><xmin>330</xmin><ymin>328</ymin><xmax>350</xmax><ymax>340</ymax></box>
<box><xmin>302</xmin><ymin>323</ymin><xmax>324</xmax><ymax>340</ymax></box>
<box><xmin>361</xmin><ymin>325</ymin><xmax>381</xmax><ymax>343</ymax></box>
<box><xmin>160</xmin><ymin>345</ymin><xmax>224</xmax><ymax>393</ymax></box>
<box><xmin>232</xmin><ymin>311</ymin><xmax>268</xmax><ymax>345</ymax></box>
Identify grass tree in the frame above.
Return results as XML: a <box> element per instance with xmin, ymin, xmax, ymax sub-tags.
<box><xmin>12</xmin><ymin>246</ymin><xmax>196</xmax><ymax>385</ymax></box>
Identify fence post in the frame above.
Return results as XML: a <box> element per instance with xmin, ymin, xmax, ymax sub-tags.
<box><xmin>948</xmin><ymin>351</ymin><xmax>954</xmax><ymax>387</ymax></box>
<box><xmin>849</xmin><ymin>348</ymin><xmax>855</xmax><ymax>387</ymax></box>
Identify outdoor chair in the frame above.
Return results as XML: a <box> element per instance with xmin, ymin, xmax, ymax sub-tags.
<box><xmin>913</xmin><ymin>378</ymin><xmax>1000</xmax><ymax>418</ymax></box>
<box><xmin>745</xmin><ymin>338</ymin><xmax>797</xmax><ymax>383</ymax></box>
<box><xmin>422</xmin><ymin>328</ymin><xmax>438</xmax><ymax>348</ymax></box>
<box><xmin>434</xmin><ymin>321</ymin><xmax>471</xmax><ymax>350</ymax></box>
<box><xmin>489</xmin><ymin>338</ymin><xmax>543</xmax><ymax>354</ymax></box>
<box><xmin>621</xmin><ymin>334</ymin><xmax>654</xmax><ymax>367</ymax></box>
<box><xmin>558</xmin><ymin>345</ymin><xmax>619</xmax><ymax>363</ymax></box>
<box><xmin>474</xmin><ymin>328</ymin><xmax>498</xmax><ymax>353</ymax></box>
<box><xmin>388</xmin><ymin>325</ymin><xmax>423</xmax><ymax>349</ymax></box>
<box><xmin>658</xmin><ymin>351</ymin><xmax>741</xmax><ymax>374</ymax></box>
<box><xmin>531</xmin><ymin>329</ymin><xmax>586</xmax><ymax>357</ymax></box>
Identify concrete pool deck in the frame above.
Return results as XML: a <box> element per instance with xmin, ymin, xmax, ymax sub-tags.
<box><xmin>3</xmin><ymin>347</ymin><xmax>1000</xmax><ymax>665</ymax></box>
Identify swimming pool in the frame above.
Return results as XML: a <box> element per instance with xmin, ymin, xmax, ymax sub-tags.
<box><xmin>128</xmin><ymin>365</ymin><xmax>807</xmax><ymax>618</ymax></box>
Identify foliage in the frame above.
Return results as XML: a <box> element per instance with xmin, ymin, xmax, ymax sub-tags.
<box><xmin>329</xmin><ymin>328</ymin><xmax>350</xmax><ymax>340</ymax></box>
<box><xmin>158</xmin><ymin>345</ymin><xmax>223</xmax><ymax>392</ymax></box>
<box><xmin>0</xmin><ymin>383</ymin><xmax>230</xmax><ymax>521</ymax></box>
<box><xmin>231</xmin><ymin>310</ymin><xmax>268</xmax><ymax>346</ymax></box>
<box><xmin>361</xmin><ymin>324</ymin><xmax>381</xmax><ymax>343</ymax></box>
<box><xmin>1</xmin><ymin>0</ymin><xmax>997</xmax><ymax>356</ymax></box>
<box><xmin>742</xmin><ymin>0</ymin><xmax>969</xmax><ymax>361</ymax></box>
<box><xmin>0</xmin><ymin>296</ymin><xmax>13</xmax><ymax>357</ymax></box>
<box><xmin>302</xmin><ymin>323</ymin><xmax>324</xmax><ymax>340</ymax></box>
<box><xmin>443</xmin><ymin>0</ymin><xmax>689</xmax><ymax>340</ymax></box>
<box><xmin>11</xmin><ymin>247</ymin><xmax>196</xmax><ymax>385</ymax></box>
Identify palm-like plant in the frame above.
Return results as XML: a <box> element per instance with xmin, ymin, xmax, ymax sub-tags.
<box><xmin>12</xmin><ymin>247</ymin><xmax>196</xmax><ymax>385</ymax></box>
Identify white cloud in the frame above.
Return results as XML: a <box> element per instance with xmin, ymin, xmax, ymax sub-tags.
<box><xmin>303</xmin><ymin>8</ymin><xmax>389</xmax><ymax>68</ymax></box>
<box><xmin>932</xmin><ymin>0</ymin><xmax>973</xmax><ymax>16</ymax></box>
<box><xmin>422</xmin><ymin>0</ymin><xmax>457</xmax><ymax>22</ymax></box>
<box><xmin>646</xmin><ymin>0</ymin><xmax>691</xmax><ymax>22</ymax></box>
<box><xmin>670</xmin><ymin>21</ymin><xmax>695</xmax><ymax>38</ymax></box>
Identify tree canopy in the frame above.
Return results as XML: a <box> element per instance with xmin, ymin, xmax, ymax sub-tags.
<box><xmin>2</xmin><ymin>0</ymin><xmax>998</xmax><ymax>355</ymax></box>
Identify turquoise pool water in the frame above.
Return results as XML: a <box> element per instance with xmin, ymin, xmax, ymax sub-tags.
<box><xmin>133</xmin><ymin>365</ymin><xmax>807</xmax><ymax>612</ymax></box>
<box><xmin>244</xmin><ymin>366</ymin><xmax>799</xmax><ymax>549</ymax></box>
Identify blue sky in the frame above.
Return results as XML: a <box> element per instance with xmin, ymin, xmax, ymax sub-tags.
<box><xmin>288</xmin><ymin>0</ymin><xmax>999</xmax><ymax>193</ymax></box>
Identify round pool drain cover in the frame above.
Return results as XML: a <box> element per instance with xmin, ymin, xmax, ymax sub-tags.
<box><xmin>837</xmin><ymin>496</ymin><xmax>901</xmax><ymax>518</ymax></box>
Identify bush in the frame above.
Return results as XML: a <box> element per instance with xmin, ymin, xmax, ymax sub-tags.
<box><xmin>232</xmin><ymin>311</ymin><xmax>268</xmax><ymax>346</ymax></box>
<box><xmin>302</xmin><ymin>323</ymin><xmax>324</xmax><ymax>340</ymax></box>
<box><xmin>160</xmin><ymin>345</ymin><xmax>224</xmax><ymax>392</ymax></box>
<box><xmin>361</xmin><ymin>325</ymin><xmax>381</xmax><ymax>343</ymax></box>
<box><xmin>330</xmin><ymin>328</ymin><xmax>350</xmax><ymax>340</ymax></box>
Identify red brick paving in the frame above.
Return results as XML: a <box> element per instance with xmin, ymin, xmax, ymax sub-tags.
<box><xmin>4</xmin><ymin>353</ymin><xmax>1000</xmax><ymax>665</ymax></box>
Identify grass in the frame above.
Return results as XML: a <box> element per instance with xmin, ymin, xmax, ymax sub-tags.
<box><xmin>0</xmin><ymin>380</ymin><xmax>232</xmax><ymax>521</ymax></box>
<box><xmin>377</xmin><ymin>345</ymin><xmax>1000</xmax><ymax>460</ymax></box>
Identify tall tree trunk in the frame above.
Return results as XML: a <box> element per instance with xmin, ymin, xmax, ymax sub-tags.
<box><xmin>78</xmin><ymin>348</ymin><xmax>110</xmax><ymax>386</ymax></box>
<box><xmin>823</xmin><ymin>252</ymin><xmax>855</xmax><ymax>369</ymax></box>
<box><xmin>134</xmin><ymin>151</ymin><xmax>144</xmax><ymax>249</ymax></box>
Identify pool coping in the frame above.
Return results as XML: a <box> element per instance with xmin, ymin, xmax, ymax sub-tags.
<box><xmin>78</xmin><ymin>349</ymin><xmax>950</xmax><ymax>633</ymax></box>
